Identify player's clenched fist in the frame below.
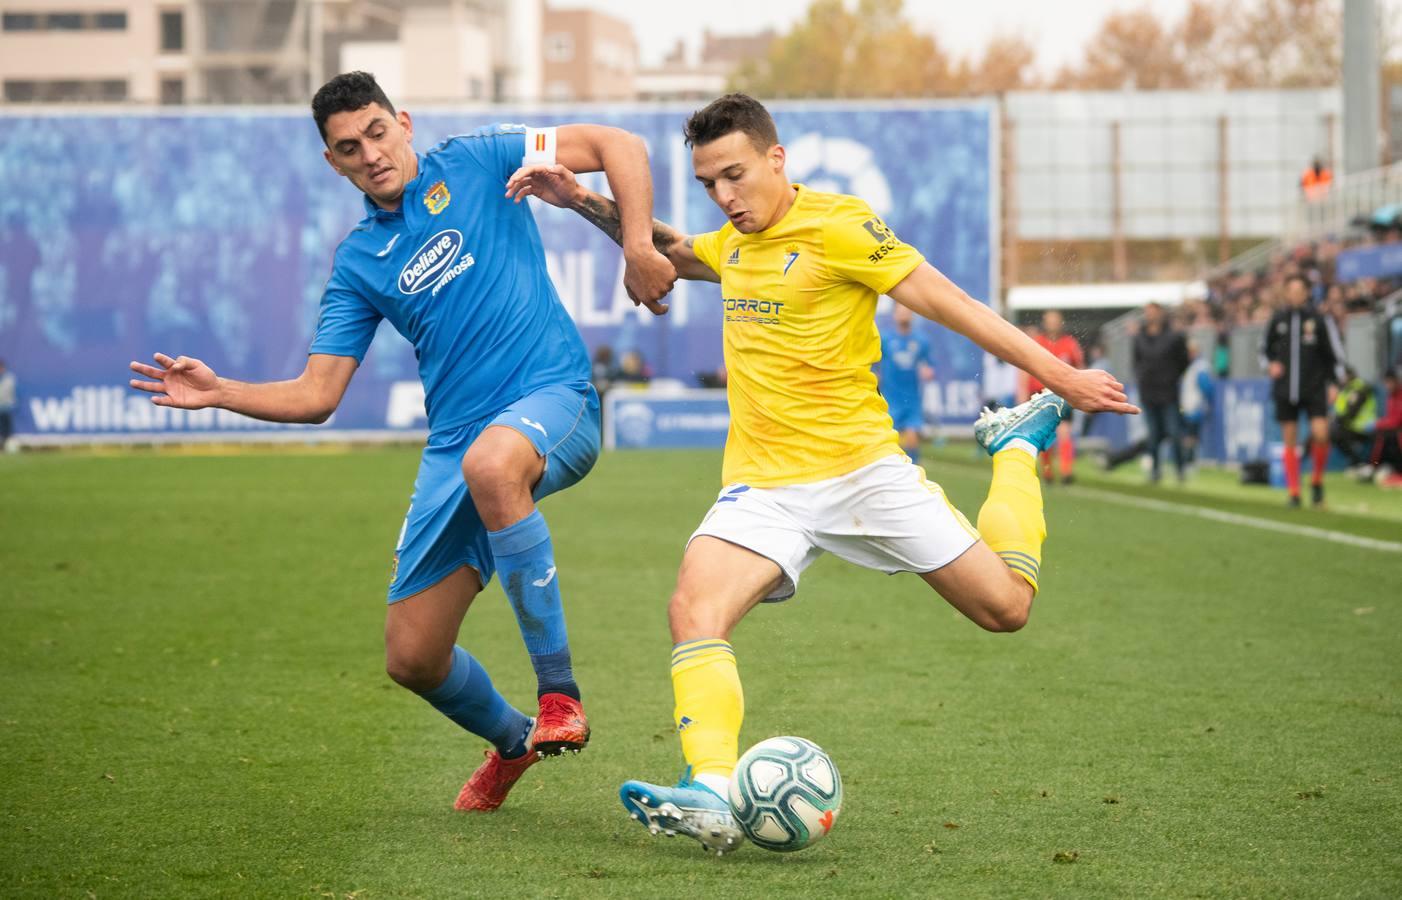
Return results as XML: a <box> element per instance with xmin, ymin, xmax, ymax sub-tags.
<box><xmin>623</xmin><ymin>246</ymin><xmax>676</xmax><ymax>316</ymax></box>
<box><xmin>1054</xmin><ymin>368</ymin><xmax>1139</xmax><ymax>415</ymax></box>
<box><xmin>128</xmin><ymin>352</ymin><xmax>223</xmax><ymax>409</ymax></box>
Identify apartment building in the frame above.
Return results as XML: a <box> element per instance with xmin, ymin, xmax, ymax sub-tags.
<box><xmin>0</xmin><ymin>0</ymin><xmax>542</xmax><ymax>104</ymax></box>
<box><xmin>540</xmin><ymin>5</ymin><xmax>636</xmax><ymax>102</ymax></box>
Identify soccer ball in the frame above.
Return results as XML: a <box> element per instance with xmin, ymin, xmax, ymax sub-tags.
<box><xmin>727</xmin><ymin>736</ymin><xmax>842</xmax><ymax>852</ymax></box>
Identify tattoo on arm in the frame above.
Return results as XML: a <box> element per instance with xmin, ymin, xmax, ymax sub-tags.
<box><xmin>576</xmin><ymin>193</ymin><xmax>624</xmax><ymax>245</ymax></box>
<box><xmin>574</xmin><ymin>191</ymin><xmax>682</xmax><ymax>254</ymax></box>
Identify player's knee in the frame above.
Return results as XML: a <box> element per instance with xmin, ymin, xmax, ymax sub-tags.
<box><xmin>668</xmin><ymin>584</ymin><xmax>703</xmax><ymax>631</ymax></box>
<box><xmin>668</xmin><ymin>582</ymin><xmax>720</xmax><ymax>639</ymax></box>
<box><xmin>979</xmin><ymin>584</ymin><xmax>1033</xmax><ymax>633</ymax></box>
<box><xmin>461</xmin><ymin>443</ymin><xmax>532</xmax><ymax>499</ymax></box>
<box><xmin>984</xmin><ymin>603</ymin><xmax>1030</xmax><ymax>633</ymax></box>
<box><xmin>384</xmin><ymin>646</ymin><xmax>447</xmax><ymax>693</ymax></box>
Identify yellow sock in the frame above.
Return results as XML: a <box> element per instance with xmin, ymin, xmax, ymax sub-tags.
<box><xmin>671</xmin><ymin>639</ymin><xmax>743</xmax><ymax>780</ymax></box>
<box><xmin>976</xmin><ymin>447</ymin><xmax>1046</xmax><ymax>592</ymax></box>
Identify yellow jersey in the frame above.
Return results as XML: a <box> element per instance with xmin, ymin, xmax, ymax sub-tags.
<box><xmin>692</xmin><ymin>184</ymin><xmax>925</xmax><ymax>488</ymax></box>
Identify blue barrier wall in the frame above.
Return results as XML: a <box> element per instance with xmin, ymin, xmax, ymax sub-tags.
<box><xmin>0</xmin><ymin>103</ymin><xmax>996</xmax><ymax>440</ymax></box>
<box><xmin>1086</xmin><ymin>377</ymin><xmax>1281</xmax><ymax>465</ymax></box>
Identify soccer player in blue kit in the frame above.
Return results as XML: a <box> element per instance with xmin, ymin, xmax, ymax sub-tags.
<box><xmin>878</xmin><ymin>303</ymin><xmax>934</xmax><ymax>464</ymax></box>
<box><xmin>128</xmin><ymin>72</ymin><xmax>677</xmax><ymax>811</ymax></box>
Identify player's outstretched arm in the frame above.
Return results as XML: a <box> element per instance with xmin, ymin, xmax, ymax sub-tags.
<box><xmin>128</xmin><ymin>352</ymin><xmax>358</xmax><ymax>424</ymax></box>
<box><xmin>505</xmin><ymin>162</ymin><xmax>720</xmax><ymax>284</ymax></box>
<box><xmin>535</xmin><ymin>125</ymin><xmax>678</xmax><ymax>312</ymax></box>
<box><xmin>888</xmin><ymin>264</ymin><xmax>1139</xmax><ymax>415</ymax></box>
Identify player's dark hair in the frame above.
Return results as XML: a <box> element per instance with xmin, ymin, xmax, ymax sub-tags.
<box><xmin>683</xmin><ymin>93</ymin><xmax>779</xmax><ymax>152</ymax></box>
<box><xmin>311</xmin><ymin>71</ymin><xmax>395</xmax><ymax>142</ymax></box>
<box><xmin>1284</xmin><ymin>273</ymin><xmax>1309</xmax><ymax>290</ymax></box>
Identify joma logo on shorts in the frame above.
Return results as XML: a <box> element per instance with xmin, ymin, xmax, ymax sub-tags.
<box><xmin>399</xmin><ymin>229</ymin><xmax>463</xmax><ymax>295</ymax></box>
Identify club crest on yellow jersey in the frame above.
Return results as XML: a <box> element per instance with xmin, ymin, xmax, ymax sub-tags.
<box><xmin>783</xmin><ymin>243</ymin><xmax>800</xmax><ymax>276</ymax></box>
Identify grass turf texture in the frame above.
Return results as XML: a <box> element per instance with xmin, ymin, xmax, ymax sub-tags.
<box><xmin>2</xmin><ymin>447</ymin><xmax>1400</xmax><ymax>898</ymax></box>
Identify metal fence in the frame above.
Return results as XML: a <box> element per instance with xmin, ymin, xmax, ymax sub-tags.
<box><xmin>1006</xmin><ymin>90</ymin><xmax>1340</xmax><ymax>247</ymax></box>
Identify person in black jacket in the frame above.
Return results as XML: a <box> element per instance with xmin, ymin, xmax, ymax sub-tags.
<box><xmin>1132</xmin><ymin>303</ymin><xmax>1190</xmax><ymax>482</ymax></box>
<box><xmin>1262</xmin><ymin>274</ymin><xmax>1347</xmax><ymax>507</ymax></box>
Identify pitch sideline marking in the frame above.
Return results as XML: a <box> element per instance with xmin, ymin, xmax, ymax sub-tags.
<box><xmin>1068</xmin><ymin>486</ymin><xmax>1402</xmax><ymax>555</ymax></box>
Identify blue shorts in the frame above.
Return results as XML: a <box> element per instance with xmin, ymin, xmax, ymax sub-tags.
<box><xmin>887</xmin><ymin>396</ymin><xmax>923</xmax><ymax>433</ymax></box>
<box><xmin>387</xmin><ymin>383</ymin><xmax>600</xmax><ymax>603</ymax></box>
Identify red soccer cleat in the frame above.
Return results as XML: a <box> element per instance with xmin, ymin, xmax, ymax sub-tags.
<box><xmin>454</xmin><ymin>748</ymin><xmax>539</xmax><ymax>812</ymax></box>
<box><xmin>531</xmin><ymin>693</ymin><xmax>590</xmax><ymax>756</ymax></box>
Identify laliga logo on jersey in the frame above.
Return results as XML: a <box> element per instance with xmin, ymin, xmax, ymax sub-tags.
<box><xmin>399</xmin><ymin>229</ymin><xmax>463</xmax><ymax>295</ymax></box>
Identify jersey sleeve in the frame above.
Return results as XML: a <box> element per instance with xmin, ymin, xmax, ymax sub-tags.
<box><xmin>444</xmin><ymin>124</ymin><xmax>533</xmax><ymax>185</ymax></box>
<box><xmin>308</xmin><ymin>260</ymin><xmax>381</xmax><ymax>363</ymax></box>
<box><xmin>690</xmin><ymin>228</ymin><xmax>728</xmax><ymax>277</ymax></box>
<box><xmin>822</xmin><ymin>200</ymin><xmax>924</xmax><ymax>294</ymax></box>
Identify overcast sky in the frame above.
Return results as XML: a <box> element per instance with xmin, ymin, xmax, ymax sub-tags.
<box><xmin>565</xmin><ymin>0</ymin><xmax>1197</xmax><ymax>73</ymax></box>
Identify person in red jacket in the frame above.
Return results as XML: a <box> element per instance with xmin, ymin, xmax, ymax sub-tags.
<box><xmin>1023</xmin><ymin>310</ymin><xmax>1085</xmax><ymax>483</ymax></box>
<box><xmin>1371</xmin><ymin>369</ymin><xmax>1402</xmax><ymax>486</ymax></box>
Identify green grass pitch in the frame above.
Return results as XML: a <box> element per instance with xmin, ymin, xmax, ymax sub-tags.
<box><xmin>2</xmin><ymin>446</ymin><xmax>1400</xmax><ymax>898</ymax></box>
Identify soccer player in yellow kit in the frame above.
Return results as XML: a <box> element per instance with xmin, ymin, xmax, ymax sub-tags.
<box><xmin>505</xmin><ymin>93</ymin><xmax>1137</xmax><ymax>854</ymax></box>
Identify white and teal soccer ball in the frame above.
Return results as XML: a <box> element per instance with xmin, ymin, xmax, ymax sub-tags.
<box><xmin>727</xmin><ymin>736</ymin><xmax>842</xmax><ymax>852</ymax></box>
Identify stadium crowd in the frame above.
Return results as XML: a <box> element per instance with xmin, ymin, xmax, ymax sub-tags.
<box><xmin>1175</xmin><ymin>218</ymin><xmax>1402</xmax><ymax>489</ymax></box>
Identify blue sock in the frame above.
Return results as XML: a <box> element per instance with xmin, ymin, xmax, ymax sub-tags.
<box><xmin>488</xmin><ymin>509</ymin><xmax>579</xmax><ymax>700</ymax></box>
<box><xmin>421</xmin><ymin>646</ymin><xmax>533</xmax><ymax>758</ymax></box>
<box><xmin>906</xmin><ymin>446</ymin><xmax>921</xmax><ymax>464</ymax></box>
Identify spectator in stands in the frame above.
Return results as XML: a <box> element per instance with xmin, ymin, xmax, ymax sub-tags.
<box><xmin>617</xmin><ymin>349</ymin><xmax>651</xmax><ymax>386</ymax></box>
<box><xmin>1370</xmin><ymin>369</ymin><xmax>1402</xmax><ymax>487</ymax></box>
<box><xmin>1023</xmin><ymin>310</ymin><xmax>1083</xmax><ymax>484</ymax></box>
<box><xmin>1180</xmin><ymin>339</ymin><xmax>1215</xmax><ymax>467</ymax></box>
<box><xmin>1329</xmin><ymin>367</ymin><xmax>1378</xmax><ymax>475</ymax></box>
<box><xmin>1079</xmin><ymin>342</ymin><xmax>1111</xmax><ymax>436</ymax></box>
<box><xmin>696</xmin><ymin>366</ymin><xmax>728</xmax><ymax>389</ymax></box>
<box><xmin>591</xmin><ymin>345</ymin><xmax>619</xmax><ymax>397</ymax></box>
<box><xmin>1264</xmin><ymin>273</ymin><xmax>1347</xmax><ymax>507</ymax></box>
<box><xmin>981</xmin><ymin>352</ymin><xmax>1019</xmax><ymax>412</ymax></box>
<box><xmin>1300</xmin><ymin>157</ymin><xmax>1333</xmax><ymax>202</ymax></box>
<box><xmin>0</xmin><ymin>359</ymin><xmax>14</xmax><ymax>450</ymax></box>
<box><xmin>1133</xmin><ymin>303</ymin><xmax>1190</xmax><ymax>483</ymax></box>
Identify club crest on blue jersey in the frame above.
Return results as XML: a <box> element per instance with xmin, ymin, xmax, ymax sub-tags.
<box><xmin>423</xmin><ymin>180</ymin><xmax>451</xmax><ymax>215</ymax></box>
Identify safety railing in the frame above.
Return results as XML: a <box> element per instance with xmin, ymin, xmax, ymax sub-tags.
<box><xmin>1205</xmin><ymin>159</ymin><xmax>1402</xmax><ymax>281</ymax></box>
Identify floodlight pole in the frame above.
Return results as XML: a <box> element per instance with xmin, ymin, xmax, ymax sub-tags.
<box><xmin>1343</xmin><ymin>0</ymin><xmax>1381</xmax><ymax>174</ymax></box>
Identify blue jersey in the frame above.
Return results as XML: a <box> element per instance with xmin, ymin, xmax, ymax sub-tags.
<box><xmin>879</xmin><ymin>328</ymin><xmax>931</xmax><ymax>408</ymax></box>
<box><xmin>310</xmin><ymin>125</ymin><xmax>590</xmax><ymax>433</ymax></box>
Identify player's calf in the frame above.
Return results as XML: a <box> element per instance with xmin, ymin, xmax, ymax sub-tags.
<box><xmin>922</xmin><ymin>543</ymin><xmax>1033</xmax><ymax>633</ymax></box>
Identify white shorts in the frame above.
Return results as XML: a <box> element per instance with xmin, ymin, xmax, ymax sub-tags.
<box><xmin>689</xmin><ymin>454</ymin><xmax>981</xmax><ymax>601</ymax></box>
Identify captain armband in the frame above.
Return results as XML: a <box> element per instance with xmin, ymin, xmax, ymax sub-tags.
<box><xmin>523</xmin><ymin>126</ymin><xmax>558</xmax><ymax>166</ymax></box>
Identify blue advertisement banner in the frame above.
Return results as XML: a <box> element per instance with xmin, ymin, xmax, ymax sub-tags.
<box><xmin>0</xmin><ymin>103</ymin><xmax>995</xmax><ymax>440</ymax></box>
<box><xmin>1336</xmin><ymin>242</ymin><xmax>1402</xmax><ymax>283</ymax></box>
<box><xmin>1089</xmin><ymin>377</ymin><xmax>1279</xmax><ymax>466</ymax></box>
<box><xmin>604</xmin><ymin>389</ymin><xmax>731</xmax><ymax>450</ymax></box>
